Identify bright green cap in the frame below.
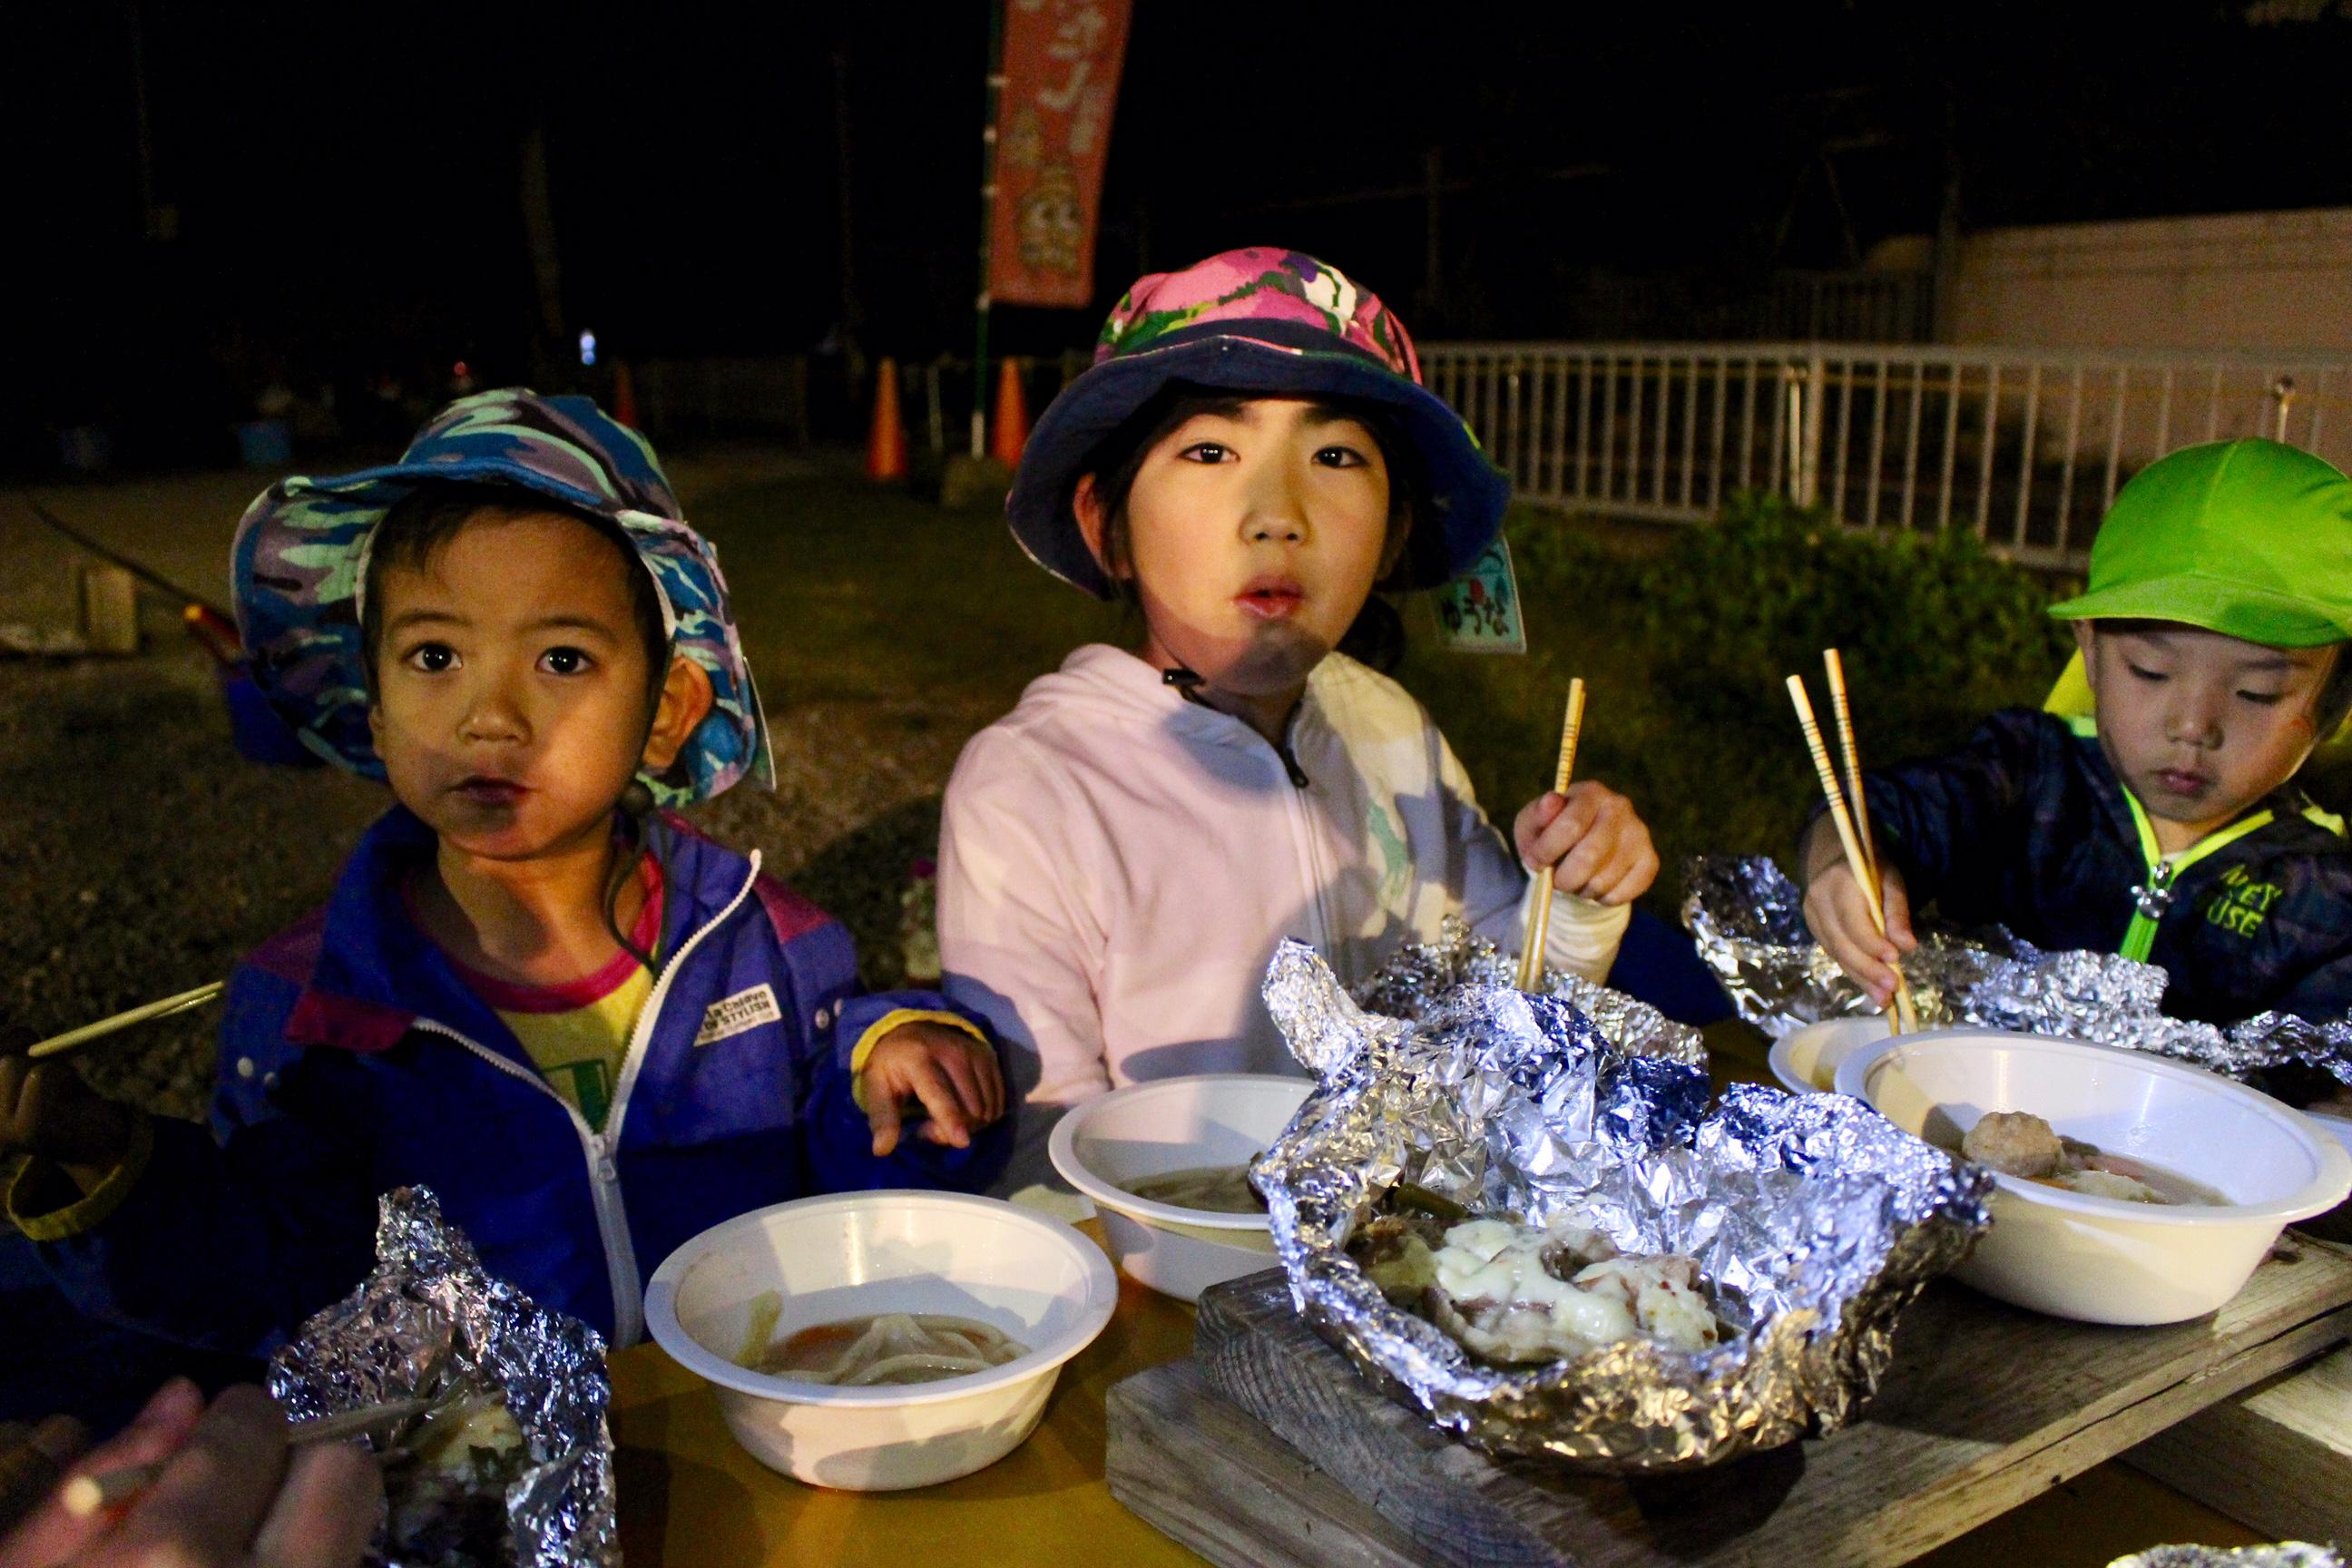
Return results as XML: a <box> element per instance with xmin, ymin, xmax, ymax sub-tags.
<box><xmin>2049</xmin><ymin>439</ymin><xmax>2352</xmax><ymax>647</ymax></box>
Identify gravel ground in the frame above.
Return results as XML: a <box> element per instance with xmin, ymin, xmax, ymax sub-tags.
<box><xmin>0</xmin><ymin>645</ymin><xmax>382</xmax><ymax>1119</ymax></box>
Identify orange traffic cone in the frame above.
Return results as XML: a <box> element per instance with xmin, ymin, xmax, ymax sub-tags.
<box><xmin>866</xmin><ymin>357</ymin><xmax>907</xmax><ymax>482</ymax></box>
<box><xmin>612</xmin><ymin>361</ymin><xmax>640</xmax><ymax>428</ymax></box>
<box><xmin>989</xmin><ymin>357</ymin><xmax>1030</xmax><ymax>468</ymax></box>
<box><xmin>183</xmin><ymin>603</ymin><xmax>242</xmax><ymax>664</ymax></box>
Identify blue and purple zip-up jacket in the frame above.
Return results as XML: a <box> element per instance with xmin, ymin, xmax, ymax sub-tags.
<box><xmin>22</xmin><ymin>808</ymin><xmax>1008</xmax><ymax>1352</ymax></box>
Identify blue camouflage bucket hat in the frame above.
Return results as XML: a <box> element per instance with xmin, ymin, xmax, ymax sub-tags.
<box><xmin>230</xmin><ymin>388</ymin><xmax>772</xmax><ymax>807</ymax></box>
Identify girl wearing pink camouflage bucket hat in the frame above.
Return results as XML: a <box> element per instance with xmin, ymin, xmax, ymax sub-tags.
<box><xmin>939</xmin><ymin>249</ymin><xmax>1661</xmax><ymax>1188</ymax></box>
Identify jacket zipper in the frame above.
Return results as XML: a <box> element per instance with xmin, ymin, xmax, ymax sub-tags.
<box><xmin>2119</xmin><ymin>792</ymin><xmax>2270</xmax><ymax>964</ymax></box>
<box><xmin>1169</xmin><ymin>679</ymin><xmax>1332</xmax><ymax>959</ymax></box>
<box><xmin>1270</xmin><ymin>720</ymin><xmax>1338</xmax><ymax>965</ymax></box>
<box><xmin>410</xmin><ymin>851</ymin><xmax>763</xmax><ymax>1349</ymax></box>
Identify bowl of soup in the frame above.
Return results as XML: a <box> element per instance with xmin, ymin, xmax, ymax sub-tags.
<box><xmin>1049</xmin><ymin>1073</ymin><xmax>1312</xmax><ymax>1302</ymax></box>
<box><xmin>643</xmin><ymin>1190</ymin><xmax>1117</xmax><ymax>1490</ymax></box>
<box><xmin>1768</xmin><ymin>1014</ymin><xmax>1893</xmax><ymax>1095</ymax></box>
<box><xmin>1836</xmin><ymin>1029</ymin><xmax>2352</xmax><ymax>1325</ymax></box>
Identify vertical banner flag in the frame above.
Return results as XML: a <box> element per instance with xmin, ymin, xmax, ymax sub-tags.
<box><xmin>989</xmin><ymin>0</ymin><xmax>1132</xmax><ymax>308</ymax></box>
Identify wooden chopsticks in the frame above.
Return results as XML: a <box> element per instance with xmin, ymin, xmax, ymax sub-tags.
<box><xmin>24</xmin><ymin>982</ymin><xmax>225</xmax><ymax>1063</ymax></box>
<box><xmin>1516</xmin><ymin>678</ymin><xmax>1588</xmax><ymax>993</ymax></box>
<box><xmin>1788</xmin><ymin>654</ymin><xmax>1916</xmax><ymax>1033</ymax></box>
<box><xmin>59</xmin><ymin>1397</ymin><xmax>433</xmax><ymax>1518</ymax></box>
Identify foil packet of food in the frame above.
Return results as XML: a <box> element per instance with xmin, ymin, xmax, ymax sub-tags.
<box><xmin>1683</xmin><ymin>854</ymin><xmax>2352</xmax><ymax>1093</ymax></box>
<box><xmin>1350</xmin><ymin>916</ymin><xmax>1705</xmax><ymax>1067</ymax></box>
<box><xmin>2110</xmin><ymin>1546</ymin><xmax>2344</xmax><ymax>1568</ymax></box>
<box><xmin>268</xmin><ymin>1188</ymin><xmax>620</xmax><ymax>1568</ymax></box>
<box><xmin>1254</xmin><ymin>938</ymin><xmax>1992</xmax><ymax>1471</ymax></box>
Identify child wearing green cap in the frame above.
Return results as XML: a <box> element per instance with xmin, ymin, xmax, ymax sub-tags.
<box><xmin>1805</xmin><ymin>438</ymin><xmax>2352</xmax><ymax>1034</ymax></box>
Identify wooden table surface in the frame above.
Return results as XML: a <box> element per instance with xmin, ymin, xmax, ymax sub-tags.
<box><xmin>606</xmin><ymin>1022</ymin><xmax>2278</xmax><ymax>1566</ymax></box>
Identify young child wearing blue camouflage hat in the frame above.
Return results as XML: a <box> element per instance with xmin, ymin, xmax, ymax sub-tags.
<box><xmin>0</xmin><ymin>390</ymin><xmax>1007</xmax><ymax>1351</ymax></box>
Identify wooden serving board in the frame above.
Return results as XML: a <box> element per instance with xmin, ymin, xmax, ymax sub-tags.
<box><xmin>1106</xmin><ymin>1250</ymin><xmax>2352</xmax><ymax>1568</ymax></box>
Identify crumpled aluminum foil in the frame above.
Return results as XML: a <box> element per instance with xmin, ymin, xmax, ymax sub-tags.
<box><xmin>1253</xmin><ymin>938</ymin><xmax>1993</xmax><ymax>1471</ymax></box>
<box><xmin>268</xmin><ymin>1188</ymin><xmax>619</xmax><ymax>1568</ymax></box>
<box><xmin>2110</xmin><ymin>1547</ymin><xmax>2344</xmax><ymax>1568</ymax></box>
<box><xmin>1685</xmin><ymin>855</ymin><xmax>2352</xmax><ymax>1093</ymax></box>
<box><xmin>1351</xmin><ymin>917</ymin><xmax>1706</xmax><ymax>1066</ymax></box>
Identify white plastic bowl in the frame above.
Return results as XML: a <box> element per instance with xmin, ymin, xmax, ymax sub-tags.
<box><xmin>1768</xmin><ymin>1014</ymin><xmax>1893</xmax><ymax>1095</ymax></box>
<box><xmin>1837</xmin><ymin>1030</ymin><xmax>2352</xmax><ymax>1325</ymax></box>
<box><xmin>1049</xmin><ymin>1073</ymin><xmax>1310</xmax><ymax>1302</ymax></box>
<box><xmin>2309</xmin><ymin>1107</ymin><xmax>2352</xmax><ymax>1162</ymax></box>
<box><xmin>2303</xmin><ymin>1110</ymin><xmax>2352</xmax><ymax>1242</ymax></box>
<box><xmin>642</xmin><ymin>1191</ymin><xmax>1116</xmax><ymax>1490</ymax></box>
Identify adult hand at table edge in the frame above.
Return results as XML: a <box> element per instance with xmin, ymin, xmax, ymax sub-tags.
<box><xmin>0</xmin><ymin>1382</ymin><xmax>381</xmax><ymax>1568</ymax></box>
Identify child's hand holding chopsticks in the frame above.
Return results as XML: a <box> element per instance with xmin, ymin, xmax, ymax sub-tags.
<box><xmin>1788</xmin><ymin>652</ymin><xmax>1917</xmax><ymax>1026</ymax></box>
<box><xmin>1799</xmin><ymin>813</ymin><xmax>1918</xmax><ymax>1008</ymax></box>
<box><xmin>1512</xmin><ymin>783</ymin><xmax>1659</xmax><ymax>908</ymax></box>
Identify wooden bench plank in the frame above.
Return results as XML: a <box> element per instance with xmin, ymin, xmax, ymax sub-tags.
<box><xmin>1106</xmin><ymin>1358</ymin><xmax>1427</xmax><ymax>1568</ymax></box>
<box><xmin>1150</xmin><ymin>1249</ymin><xmax>2352</xmax><ymax>1568</ymax></box>
<box><xmin>2126</xmin><ymin>1341</ymin><xmax>2352</xmax><ymax>1545</ymax></box>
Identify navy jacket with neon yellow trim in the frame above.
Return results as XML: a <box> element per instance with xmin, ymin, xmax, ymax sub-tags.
<box><xmin>1846</xmin><ymin>708</ymin><xmax>2352</xmax><ymax>1026</ymax></box>
<box><xmin>23</xmin><ymin>808</ymin><xmax>1007</xmax><ymax>1353</ymax></box>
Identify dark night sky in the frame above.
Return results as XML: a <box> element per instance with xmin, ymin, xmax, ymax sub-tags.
<box><xmin>15</xmin><ymin>2</ymin><xmax>2352</xmax><ymax>466</ymax></box>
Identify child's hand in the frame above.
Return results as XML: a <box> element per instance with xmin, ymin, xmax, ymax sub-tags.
<box><xmin>860</xmin><ymin>1022</ymin><xmax>1006</xmax><ymax>1158</ymax></box>
<box><xmin>1511</xmin><ymin>782</ymin><xmax>1659</xmax><ymax>906</ymax></box>
<box><xmin>0</xmin><ymin>1027</ymin><xmax>135</xmax><ymax>1183</ymax></box>
<box><xmin>1798</xmin><ymin>816</ymin><xmax>1916</xmax><ymax>1007</ymax></box>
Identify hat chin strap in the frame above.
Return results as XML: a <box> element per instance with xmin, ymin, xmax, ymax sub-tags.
<box><xmin>603</xmin><ymin>670</ymin><xmax>675</xmax><ymax>971</ymax></box>
<box><xmin>1161</xmin><ymin>665</ymin><xmax>1210</xmax><ymax>705</ymax></box>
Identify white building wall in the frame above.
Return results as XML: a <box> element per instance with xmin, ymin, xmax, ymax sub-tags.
<box><xmin>1944</xmin><ymin>208</ymin><xmax>2352</xmax><ymax>354</ymax></box>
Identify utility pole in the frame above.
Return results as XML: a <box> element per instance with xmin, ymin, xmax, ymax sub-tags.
<box><xmin>126</xmin><ymin>1</ymin><xmax>172</xmax><ymax>240</ymax></box>
<box><xmin>1930</xmin><ymin>83</ymin><xmax>1962</xmax><ymax>341</ymax></box>
<box><xmin>518</xmin><ymin>124</ymin><xmax>567</xmax><ymax>382</ymax></box>
<box><xmin>971</xmin><ymin>1</ymin><xmax>1006</xmax><ymax>459</ymax></box>
<box><xmin>1422</xmin><ymin>146</ymin><xmax>1443</xmax><ymax>320</ymax></box>
<box><xmin>831</xmin><ymin>48</ymin><xmax>863</xmax><ymax>367</ymax></box>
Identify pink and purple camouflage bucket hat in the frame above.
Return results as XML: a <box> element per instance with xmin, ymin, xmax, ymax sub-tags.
<box><xmin>230</xmin><ymin>388</ymin><xmax>772</xmax><ymax>808</ymax></box>
<box><xmin>1005</xmin><ymin>247</ymin><xmax>1511</xmax><ymax>598</ymax></box>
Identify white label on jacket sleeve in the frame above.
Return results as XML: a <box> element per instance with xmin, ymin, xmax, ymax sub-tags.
<box><xmin>695</xmin><ymin>985</ymin><xmax>783</xmax><ymax>1046</ymax></box>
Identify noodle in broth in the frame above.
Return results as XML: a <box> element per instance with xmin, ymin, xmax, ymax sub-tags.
<box><xmin>736</xmin><ymin>1296</ymin><xmax>1027</xmax><ymax>1387</ymax></box>
<box><xmin>1126</xmin><ymin>1164</ymin><xmax>1265</xmax><ymax>1214</ymax></box>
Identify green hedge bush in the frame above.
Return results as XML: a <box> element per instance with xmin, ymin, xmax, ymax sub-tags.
<box><xmin>1632</xmin><ymin>492</ymin><xmax>2073</xmax><ymax>760</ymax></box>
<box><xmin>1405</xmin><ymin>495</ymin><xmax>2073</xmax><ymax>909</ymax></box>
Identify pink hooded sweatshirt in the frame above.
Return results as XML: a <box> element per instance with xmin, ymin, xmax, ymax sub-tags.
<box><xmin>937</xmin><ymin>644</ymin><xmax>1630</xmax><ymax>1188</ymax></box>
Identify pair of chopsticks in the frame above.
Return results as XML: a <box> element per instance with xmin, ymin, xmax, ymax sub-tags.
<box><xmin>1515</xmin><ymin>678</ymin><xmax>1588</xmax><ymax>993</ymax></box>
<box><xmin>24</xmin><ymin>982</ymin><xmax>225</xmax><ymax>1063</ymax></box>
<box><xmin>59</xmin><ymin>1397</ymin><xmax>431</xmax><ymax>1519</ymax></box>
<box><xmin>1788</xmin><ymin>652</ymin><xmax>1916</xmax><ymax>1034</ymax></box>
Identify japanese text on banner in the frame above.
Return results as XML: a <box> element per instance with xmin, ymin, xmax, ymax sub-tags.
<box><xmin>989</xmin><ymin>0</ymin><xmax>1131</xmax><ymax>308</ymax></box>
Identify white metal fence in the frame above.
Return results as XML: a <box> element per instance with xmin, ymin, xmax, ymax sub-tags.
<box><xmin>1422</xmin><ymin>342</ymin><xmax>2352</xmax><ymax>569</ymax></box>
